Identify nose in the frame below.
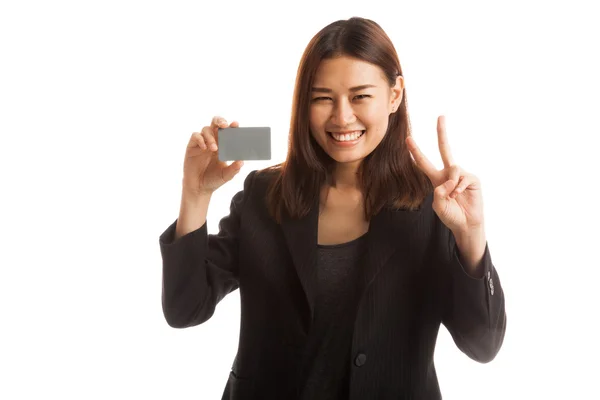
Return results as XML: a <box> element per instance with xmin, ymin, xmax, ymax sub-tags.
<box><xmin>331</xmin><ymin>98</ymin><xmax>356</xmax><ymax>126</ymax></box>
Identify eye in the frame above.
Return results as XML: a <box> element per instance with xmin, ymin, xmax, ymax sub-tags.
<box><xmin>354</xmin><ymin>94</ymin><xmax>371</xmax><ymax>100</ymax></box>
<box><xmin>312</xmin><ymin>96</ymin><xmax>332</xmax><ymax>102</ymax></box>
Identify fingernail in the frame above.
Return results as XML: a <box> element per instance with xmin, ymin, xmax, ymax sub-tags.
<box><xmin>211</xmin><ymin>144</ymin><xmax>218</xmax><ymax>151</ymax></box>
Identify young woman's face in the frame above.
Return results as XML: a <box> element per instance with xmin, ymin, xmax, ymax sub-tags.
<box><xmin>309</xmin><ymin>55</ymin><xmax>404</xmax><ymax>166</ymax></box>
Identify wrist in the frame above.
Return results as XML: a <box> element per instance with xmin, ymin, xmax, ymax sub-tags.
<box><xmin>454</xmin><ymin>224</ymin><xmax>485</xmax><ymax>245</ymax></box>
<box><xmin>453</xmin><ymin>225</ymin><xmax>487</xmax><ymax>277</ymax></box>
<box><xmin>181</xmin><ymin>186</ymin><xmax>213</xmax><ymax>202</ymax></box>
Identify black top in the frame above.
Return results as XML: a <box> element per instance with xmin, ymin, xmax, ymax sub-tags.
<box><xmin>300</xmin><ymin>232</ymin><xmax>369</xmax><ymax>400</ymax></box>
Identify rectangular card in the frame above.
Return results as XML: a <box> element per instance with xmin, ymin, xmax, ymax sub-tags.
<box><xmin>217</xmin><ymin>127</ymin><xmax>272</xmax><ymax>161</ymax></box>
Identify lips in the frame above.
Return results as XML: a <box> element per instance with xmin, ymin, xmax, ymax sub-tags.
<box><xmin>327</xmin><ymin>130</ymin><xmax>366</xmax><ymax>142</ymax></box>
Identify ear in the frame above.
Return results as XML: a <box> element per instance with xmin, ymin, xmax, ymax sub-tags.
<box><xmin>390</xmin><ymin>75</ymin><xmax>405</xmax><ymax>113</ymax></box>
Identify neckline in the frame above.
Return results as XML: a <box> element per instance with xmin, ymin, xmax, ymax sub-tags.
<box><xmin>317</xmin><ymin>231</ymin><xmax>369</xmax><ymax>249</ymax></box>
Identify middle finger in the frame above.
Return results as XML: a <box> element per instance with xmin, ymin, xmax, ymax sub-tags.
<box><xmin>437</xmin><ymin>116</ymin><xmax>455</xmax><ymax>168</ymax></box>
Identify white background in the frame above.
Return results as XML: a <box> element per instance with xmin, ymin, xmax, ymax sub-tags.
<box><xmin>1</xmin><ymin>0</ymin><xmax>599</xmax><ymax>399</ymax></box>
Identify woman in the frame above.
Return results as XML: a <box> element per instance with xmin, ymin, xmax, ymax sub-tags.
<box><xmin>159</xmin><ymin>17</ymin><xmax>506</xmax><ymax>400</ymax></box>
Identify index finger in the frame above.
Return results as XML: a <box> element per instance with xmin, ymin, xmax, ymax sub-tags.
<box><xmin>211</xmin><ymin>115</ymin><xmax>229</xmax><ymax>131</ymax></box>
<box><xmin>406</xmin><ymin>135</ymin><xmax>438</xmax><ymax>181</ymax></box>
<box><xmin>213</xmin><ymin>119</ymin><xmax>239</xmax><ymax>142</ymax></box>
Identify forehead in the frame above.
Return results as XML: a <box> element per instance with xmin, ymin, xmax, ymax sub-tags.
<box><xmin>313</xmin><ymin>56</ymin><xmax>387</xmax><ymax>88</ymax></box>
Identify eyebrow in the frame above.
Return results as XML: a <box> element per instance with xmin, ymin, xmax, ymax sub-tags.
<box><xmin>311</xmin><ymin>84</ymin><xmax>377</xmax><ymax>93</ymax></box>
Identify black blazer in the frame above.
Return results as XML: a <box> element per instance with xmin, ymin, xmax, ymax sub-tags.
<box><xmin>159</xmin><ymin>169</ymin><xmax>506</xmax><ymax>400</ymax></box>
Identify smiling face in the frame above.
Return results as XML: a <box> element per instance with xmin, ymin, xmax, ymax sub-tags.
<box><xmin>309</xmin><ymin>55</ymin><xmax>404</xmax><ymax>168</ymax></box>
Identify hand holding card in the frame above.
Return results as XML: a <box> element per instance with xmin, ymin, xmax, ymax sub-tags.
<box><xmin>182</xmin><ymin>116</ymin><xmax>247</xmax><ymax>197</ymax></box>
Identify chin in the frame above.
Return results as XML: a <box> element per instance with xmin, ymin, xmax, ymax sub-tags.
<box><xmin>324</xmin><ymin>151</ymin><xmax>371</xmax><ymax>165</ymax></box>
<box><xmin>330</xmin><ymin>152</ymin><xmax>363</xmax><ymax>161</ymax></box>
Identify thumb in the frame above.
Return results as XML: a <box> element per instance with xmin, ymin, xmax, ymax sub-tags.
<box><xmin>434</xmin><ymin>179</ymin><xmax>456</xmax><ymax>199</ymax></box>
<box><xmin>221</xmin><ymin>160</ymin><xmax>244</xmax><ymax>182</ymax></box>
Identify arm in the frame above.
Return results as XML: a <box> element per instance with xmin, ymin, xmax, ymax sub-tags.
<box><xmin>438</xmin><ymin>220</ymin><xmax>507</xmax><ymax>363</ymax></box>
<box><xmin>158</xmin><ymin>170</ymin><xmax>256</xmax><ymax>328</ymax></box>
<box><xmin>453</xmin><ymin>226</ymin><xmax>487</xmax><ymax>278</ymax></box>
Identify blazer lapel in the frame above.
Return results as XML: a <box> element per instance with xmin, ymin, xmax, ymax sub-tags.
<box><xmin>360</xmin><ymin>206</ymin><xmax>424</xmax><ymax>292</ymax></box>
<box><xmin>281</xmin><ymin>196</ymin><xmax>320</xmax><ymax>323</ymax></box>
<box><xmin>281</xmin><ymin>194</ymin><xmax>428</xmax><ymax>325</ymax></box>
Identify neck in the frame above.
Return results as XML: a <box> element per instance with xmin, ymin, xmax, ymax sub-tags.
<box><xmin>330</xmin><ymin>161</ymin><xmax>362</xmax><ymax>190</ymax></box>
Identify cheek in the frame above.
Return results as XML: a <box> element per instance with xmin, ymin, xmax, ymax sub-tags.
<box><xmin>362</xmin><ymin>100</ymin><xmax>388</xmax><ymax>118</ymax></box>
<box><xmin>362</xmin><ymin>106</ymin><xmax>389</xmax><ymax>132</ymax></box>
<box><xmin>308</xmin><ymin>109</ymin><xmax>324</xmax><ymax>140</ymax></box>
<box><xmin>310</xmin><ymin>106</ymin><xmax>328</xmax><ymax>121</ymax></box>
<box><xmin>309</xmin><ymin>107</ymin><xmax>330</xmax><ymax>135</ymax></box>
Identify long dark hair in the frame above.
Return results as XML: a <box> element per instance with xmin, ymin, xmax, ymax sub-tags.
<box><xmin>260</xmin><ymin>17</ymin><xmax>433</xmax><ymax>224</ymax></box>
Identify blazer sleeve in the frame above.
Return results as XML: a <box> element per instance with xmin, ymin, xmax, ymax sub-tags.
<box><xmin>158</xmin><ymin>170</ymin><xmax>256</xmax><ymax>328</ymax></box>
<box><xmin>437</xmin><ymin>220</ymin><xmax>507</xmax><ymax>363</ymax></box>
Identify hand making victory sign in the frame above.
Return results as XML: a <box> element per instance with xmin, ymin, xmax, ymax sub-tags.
<box><xmin>405</xmin><ymin>116</ymin><xmax>486</xmax><ymax>265</ymax></box>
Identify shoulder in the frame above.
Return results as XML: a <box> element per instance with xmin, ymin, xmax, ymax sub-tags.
<box><xmin>235</xmin><ymin>166</ymin><xmax>282</xmax><ymax>224</ymax></box>
<box><xmin>254</xmin><ymin>165</ymin><xmax>282</xmax><ymax>182</ymax></box>
<box><xmin>244</xmin><ymin>165</ymin><xmax>281</xmax><ymax>191</ymax></box>
<box><xmin>237</xmin><ymin>165</ymin><xmax>282</xmax><ymax>205</ymax></box>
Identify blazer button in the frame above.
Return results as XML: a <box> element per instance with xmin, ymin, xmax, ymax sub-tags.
<box><xmin>354</xmin><ymin>353</ymin><xmax>367</xmax><ymax>367</ymax></box>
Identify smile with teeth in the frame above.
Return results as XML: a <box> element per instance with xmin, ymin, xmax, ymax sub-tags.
<box><xmin>328</xmin><ymin>130</ymin><xmax>365</xmax><ymax>142</ymax></box>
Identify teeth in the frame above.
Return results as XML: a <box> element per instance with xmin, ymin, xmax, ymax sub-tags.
<box><xmin>330</xmin><ymin>130</ymin><xmax>364</xmax><ymax>141</ymax></box>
